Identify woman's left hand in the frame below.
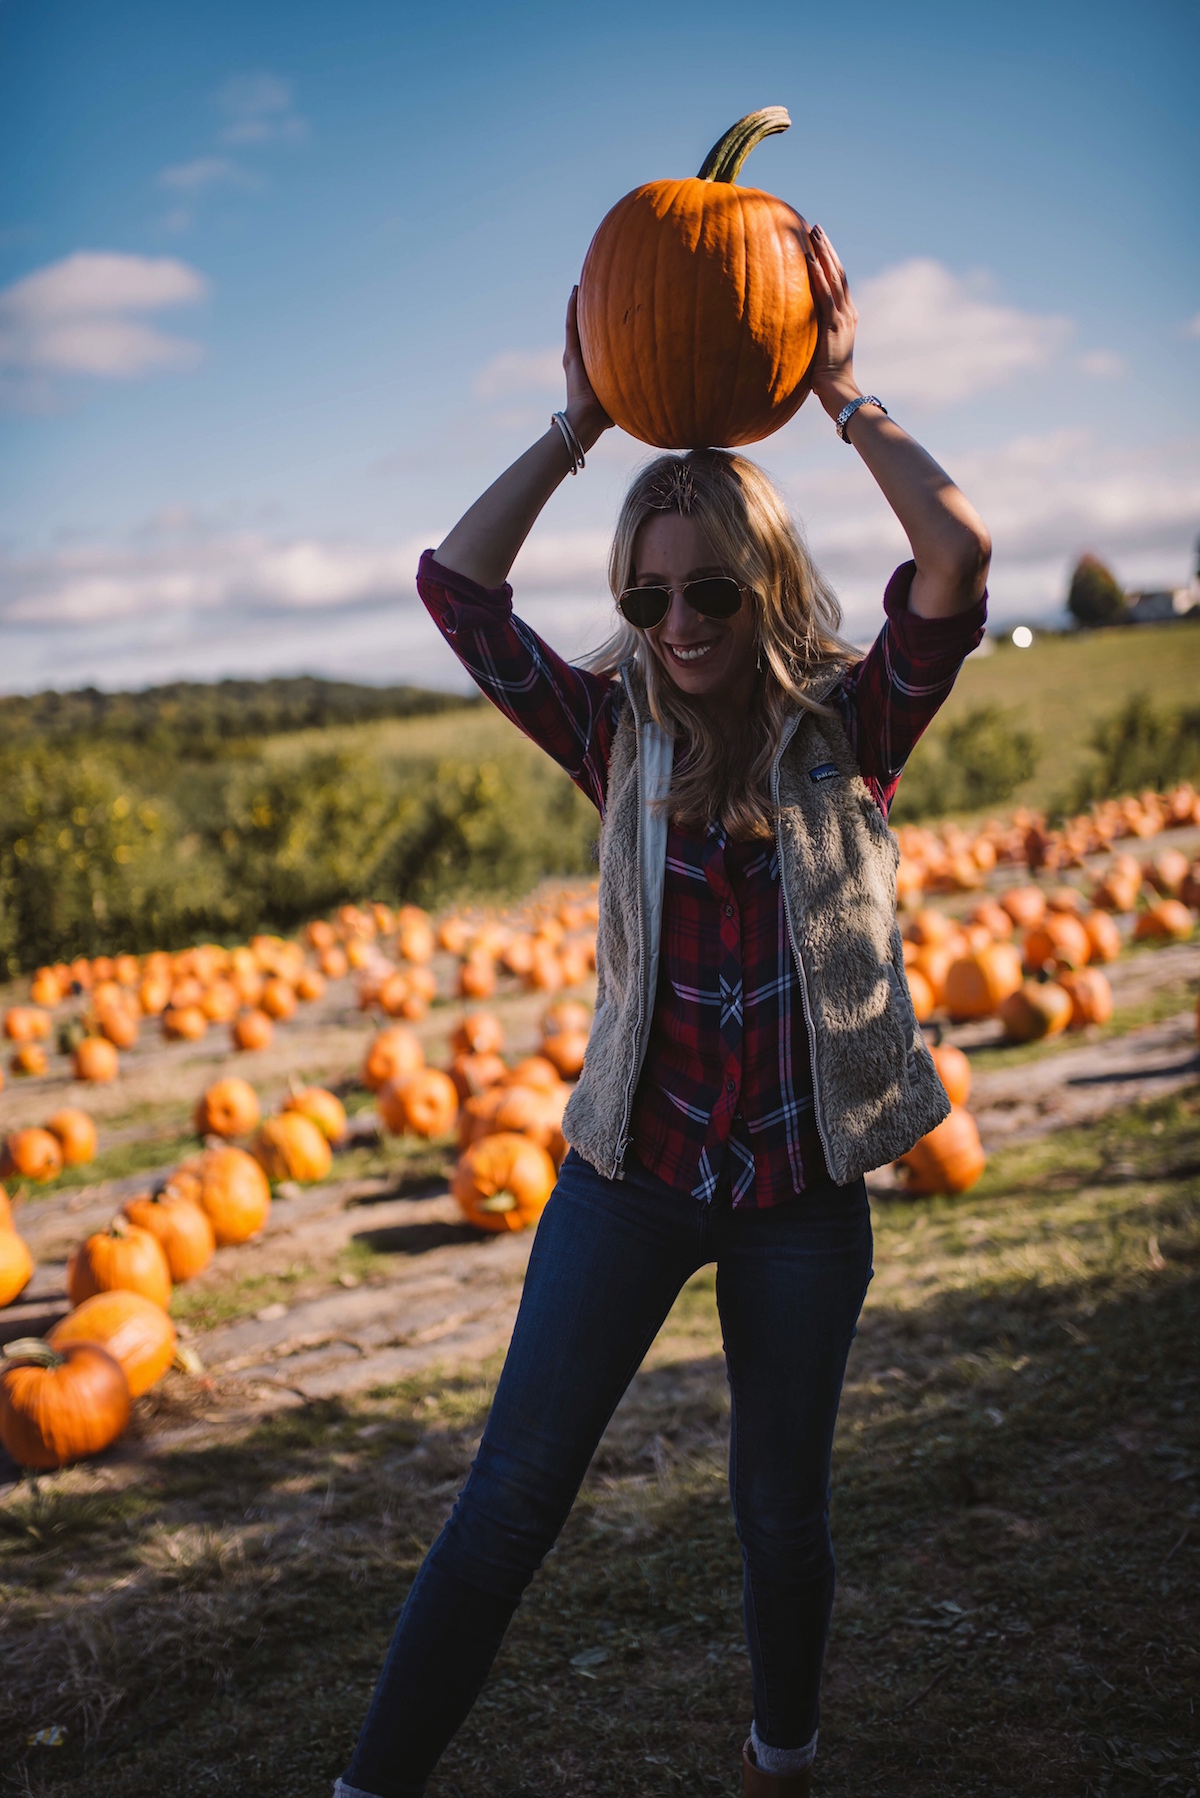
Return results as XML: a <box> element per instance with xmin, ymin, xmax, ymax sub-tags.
<box><xmin>805</xmin><ymin>224</ymin><xmax>860</xmax><ymax>415</ymax></box>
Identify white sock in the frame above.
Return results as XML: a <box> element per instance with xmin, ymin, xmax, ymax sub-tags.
<box><xmin>751</xmin><ymin>1722</ymin><xmax>818</xmax><ymax>1775</ymax></box>
<box><xmin>333</xmin><ymin>1781</ymin><xmax>383</xmax><ymax>1798</ymax></box>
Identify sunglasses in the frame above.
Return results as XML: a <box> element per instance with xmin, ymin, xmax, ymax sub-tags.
<box><xmin>617</xmin><ymin>575</ymin><xmax>747</xmax><ymax>630</ymax></box>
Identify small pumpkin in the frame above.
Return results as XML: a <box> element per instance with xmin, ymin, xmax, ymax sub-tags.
<box><xmin>1022</xmin><ymin>912</ymin><xmax>1092</xmax><ymax>973</ymax></box>
<box><xmin>194</xmin><ymin>1076</ymin><xmax>262</xmax><ymax>1139</ymax></box>
<box><xmin>378</xmin><ymin>1069</ymin><xmax>459</xmax><ymax>1139</ymax></box>
<box><xmin>929</xmin><ymin>1042</ymin><xmax>971</xmax><ymax>1108</ymax></box>
<box><xmin>50</xmin><ymin>1290</ymin><xmax>177</xmax><ymax>1398</ymax></box>
<box><xmin>997</xmin><ymin>980</ymin><xmax>1073</xmax><ymax>1043</ymax></box>
<box><xmin>397</xmin><ymin>918</ymin><xmax>436</xmax><ymax>965</ymax></box>
<box><xmin>3</xmin><ymin>1127</ymin><xmax>63</xmax><ymax>1183</ymax></box>
<box><xmin>905</xmin><ymin>967</ymin><xmax>935</xmax><ymax>1024</ymax></box>
<box><xmin>0</xmin><ymin>1231</ymin><xmax>34</xmax><ymax>1308</ymax></box>
<box><xmin>318</xmin><ymin>945</ymin><xmax>350</xmax><ymax>980</ymax></box>
<box><xmin>449</xmin><ymin>1051</ymin><xmax>509</xmax><ymax>1102</ymax></box>
<box><xmin>967</xmin><ymin>899</ymin><xmax>1014</xmax><ymax>941</ymax></box>
<box><xmin>67</xmin><ymin>1218</ymin><xmax>172</xmax><ymax>1310</ymax></box>
<box><xmin>96</xmin><ymin>1002</ymin><xmax>139</xmax><ymax>1049</ymax></box>
<box><xmin>1081</xmin><ymin>909</ymin><xmax>1122</xmax><ymax>964</ymax></box>
<box><xmin>452</xmin><ymin>1132</ymin><xmax>558</xmax><ymax>1234</ymax></box>
<box><xmin>188</xmin><ymin>1146</ymin><xmax>271</xmax><ymax>1245</ymax></box>
<box><xmin>232</xmin><ymin>1007</ymin><xmax>274</xmax><ymax>1051</ymax></box>
<box><xmin>138</xmin><ymin>975</ymin><xmax>171</xmax><ymax>1016</ymax></box>
<box><xmin>11</xmin><ymin>1043</ymin><xmax>47</xmax><ymax>1077</ymax></box>
<box><xmin>362</xmin><ymin>1025</ymin><xmax>424</xmax><ymax>1092</ymax></box>
<box><xmin>162</xmin><ymin>1004</ymin><xmax>208</xmax><ymax>1042</ymax></box>
<box><xmin>123</xmin><ymin>1188</ymin><xmax>214</xmax><ymax>1282</ymax></box>
<box><xmin>4</xmin><ymin>1005</ymin><xmax>49</xmax><ymax>1043</ymax></box>
<box><xmin>1045</xmin><ymin>885</ymin><xmax>1086</xmax><ymax>916</ymax></box>
<box><xmin>200</xmin><ymin>979</ymin><xmax>241</xmax><ymax>1023</ymax></box>
<box><xmin>451</xmin><ymin>1011</ymin><xmax>506</xmax><ymax>1057</ymax></box>
<box><xmin>283</xmin><ymin>1085</ymin><xmax>347</xmax><ymax>1143</ymax></box>
<box><xmin>1133</xmin><ymin>900</ymin><xmax>1194</xmax><ymax>943</ymax></box>
<box><xmin>29</xmin><ymin>969</ymin><xmax>64</xmax><ymax>1007</ymax></box>
<box><xmin>73</xmin><ymin>1036</ymin><xmax>119</xmax><ymax>1082</ymax></box>
<box><xmin>539</xmin><ymin>1029</ymin><xmax>589</xmax><ymax>1080</ymax></box>
<box><xmin>260</xmin><ymin>977</ymin><xmax>297</xmax><ymax>1021</ymax></box>
<box><xmin>1147</xmin><ymin>847</ymin><xmax>1190</xmax><ymax>898</ymax></box>
<box><xmin>898</xmin><ymin>1106</ymin><xmax>986</xmax><ymax>1196</ymax></box>
<box><xmin>457</xmin><ymin>956</ymin><xmax>497</xmax><ymax>1000</ymax></box>
<box><xmin>941</xmin><ymin>942</ymin><xmax>1024</xmax><ymax>1022</ymax></box>
<box><xmin>502</xmin><ymin>1056</ymin><xmax>562</xmax><ymax>1094</ymax></box>
<box><xmin>1058</xmin><ymin>968</ymin><xmax>1114</xmax><ymax>1030</ymax></box>
<box><xmin>44</xmin><ymin>1107</ymin><xmax>98</xmax><ymax>1166</ymax></box>
<box><xmin>294</xmin><ymin>967</ymin><xmax>326</xmax><ymax>1003</ymax></box>
<box><xmin>0</xmin><ymin>1337</ymin><xmax>131</xmax><ymax>1470</ymax></box>
<box><xmin>252</xmin><ymin>1113</ymin><xmax>333</xmax><ymax>1183</ymax></box>
<box><xmin>379</xmin><ymin>972</ymin><xmax>412</xmax><ymax>1018</ymax></box>
<box><xmin>541</xmin><ymin>1000</ymin><xmax>592</xmax><ymax>1039</ymax></box>
<box><xmin>1000</xmin><ymin>886</ymin><xmax>1047</xmax><ymax>931</ymax></box>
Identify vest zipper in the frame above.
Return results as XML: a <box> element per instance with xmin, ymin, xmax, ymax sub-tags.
<box><xmin>612</xmin><ymin>675</ymin><xmax>651</xmax><ymax>1179</ymax></box>
<box><xmin>771</xmin><ymin>720</ymin><xmax>837</xmax><ymax>1178</ymax></box>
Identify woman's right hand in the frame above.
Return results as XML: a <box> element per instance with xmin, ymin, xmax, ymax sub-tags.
<box><xmin>563</xmin><ymin>286</ymin><xmax>613</xmax><ymax>450</ymax></box>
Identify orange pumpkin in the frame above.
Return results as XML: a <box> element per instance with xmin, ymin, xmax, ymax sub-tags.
<box><xmin>1081</xmin><ymin>909</ymin><xmax>1122</xmax><ymax>964</ymax></box>
<box><xmin>260</xmin><ymin>976</ymin><xmax>297</xmax><ymax>1021</ymax></box>
<box><xmin>502</xmin><ymin>1055</ymin><xmax>563</xmax><ymax>1093</ymax></box>
<box><xmin>578</xmin><ymin>109</ymin><xmax>814</xmax><ymax>448</ymax></box>
<box><xmin>929</xmin><ymin>1042</ymin><xmax>971</xmax><ymax>1108</ymax></box>
<box><xmin>123</xmin><ymin>1189</ymin><xmax>215</xmax><ymax>1282</ymax></box>
<box><xmin>294</xmin><ymin>967</ymin><xmax>326</xmax><ymax>1003</ymax></box>
<box><xmin>905</xmin><ymin>967</ymin><xmax>935</xmax><ymax>1023</ymax></box>
<box><xmin>252</xmin><ymin>1114</ymin><xmax>333</xmax><ymax>1183</ymax></box>
<box><xmin>541</xmin><ymin>1000</ymin><xmax>592</xmax><ymax>1039</ymax></box>
<box><xmin>451</xmin><ymin>1011</ymin><xmax>506</xmax><ymax>1057</ymax></box>
<box><xmin>474</xmin><ymin>1082</ymin><xmax>568</xmax><ymax>1160</ymax></box>
<box><xmin>452</xmin><ymin>1133</ymin><xmax>558</xmax><ymax>1233</ymax></box>
<box><xmin>539</xmin><ymin>1029</ymin><xmax>589</xmax><ymax>1080</ymax></box>
<box><xmin>319</xmin><ymin>944</ymin><xmax>350</xmax><ymax>980</ymax></box>
<box><xmin>200</xmin><ymin>979</ymin><xmax>241</xmax><ymax>1023</ymax></box>
<box><xmin>232</xmin><ymin>1007</ymin><xmax>274</xmax><ymax>1051</ymax></box>
<box><xmin>967</xmin><ymin>899</ymin><xmax>1014</xmax><ymax>941</ymax></box>
<box><xmin>162</xmin><ymin>1004</ymin><xmax>208</xmax><ymax>1042</ymax></box>
<box><xmin>898</xmin><ymin>1106</ymin><xmax>986</xmax><ymax>1196</ymax></box>
<box><xmin>306</xmin><ymin>918</ymin><xmax>337</xmax><ymax>951</ymax></box>
<box><xmin>363</xmin><ymin>1025</ymin><xmax>424</xmax><ymax>1092</ymax></box>
<box><xmin>1133</xmin><ymin>900</ymin><xmax>1194</xmax><ymax>943</ymax></box>
<box><xmin>501</xmin><ymin>934</ymin><xmax>535</xmax><ymax>978</ymax></box>
<box><xmin>0</xmin><ymin>1231</ymin><xmax>34</xmax><ymax>1308</ymax></box>
<box><xmin>194</xmin><ymin>1076</ymin><xmax>262</xmax><ymax>1139</ymax></box>
<box><xmin>378</xmin><ymin>972</ymin><xmax>413</xmax><ymax>1018</ymax></box>
<box><xmin>67</xmin><ymin>1218</ymin><xmax>172</xmax><ymax>1310</ymax></box>
<box><xmin>997</xmin><ymin>980</ymin><xmax>1073</xmax><ymax>1043</ymax></box>
<box><xmin>1058</xmin><ymin>968</ymin><xmax>1114</xmax><ymax>1030</ymax></box>
<box><xmin>458</xmin><ymin>956</ymin><xmax>497</xmax><ymax>1000</ymax></box>
<box><xmin>397</xmin><ymin>918</ymin><xmax>436</xmax><ymax>965</ymax></box>
<box><xmin>4</xmin><ymin>1005</ymin><xmax>49</xmax><ymax>1042</ymax></box>
<box><xmin>44</xmin><ymin>1108</ymin><xmax>98</xmax><ymax>1166</ymax></box>
<box><xmin>1000</xmin><ymin>886</ymin><xmax>1047</xmax><ymax>931</ymax></box>
<box><xmin>905</xmin><ymin>908</ymin><xmax>954</xmax><ymax>948</ymax></box>
<box><xmin>1045</xmin><ymin>885</ymin><xmax>1086</xmax><ymax>916</ymax></box>
<box><xmin>188</xmin><ymin>1146</ymin><xmax>271</xmax><ymax>1245</ymax></box>
<box><xmin>10</xmin><ymin>1042</ymin><xmax>46</xmax><ymax>1077</ymax></box>
<box><xmin>96</xmin><ymin>1002</ymin><xmax>139</xmax><ymax>1049</ymax></box>
<box><xmin>138</xmin><ymin>975</ymin><xmax>171</xmax><ymax>1016</ymax></box>
<box><xmin>378</xmin><ymin>1069</ymin><xmax>459</xmax><ymax>1138</ymax></box>
<box><xmin>449</xmin><ymin>1051</ymin><xmax>510</xmax><ymax>1102</ymax></box>
<box><xmin>942</xmin><ymin>943</ymin><xmax>1024</xmax><ymax>1022</ymax></box>
<box><xmin>29</xmin><ymin>970</ymin><xmax>64</xmax><ymax>1007</ymax></box>
<box><xmin>0</xmin><ymin>1337</ymin><xmax>131</xmax><ymax>1469</ymax></box>
<box><xmin>1022</xmin><ymin>912</ymin><xmax>1091</xmax><ymax>973</ymax></box>
<box><xmin>3</xmin><ymin>1127</ymin><xmax>63</xmax><ymax>1183</ymax></box>
<box><xmin>283</xmin><ymin>1085</ymin><xmax>347</xmax><ymax>1143</ymax></box>
<box><xmin>50</xmin><ymin>1291</ymin><xmax>176</xmax><ymax>1398</ymax></box>
<box><xmin>1147</xmin><ymin>847</ymin><xmax>1190</xmax><ymax>898</ymax></box>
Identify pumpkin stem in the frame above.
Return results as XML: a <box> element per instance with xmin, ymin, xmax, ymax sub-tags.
<box><xmin>478</xmin><ymin>1190</ymin><xmax>518</xmax><ymax>1214</ymax></box>
<box><xmin>3</xmin><ymin>1338</ymin><xmax>65</xmax><ymax>1369</ymax></box>
<box><xmin>697</xmin><ymin>107</ymin><xmax>791</xmax><ymax>184</ymax></box>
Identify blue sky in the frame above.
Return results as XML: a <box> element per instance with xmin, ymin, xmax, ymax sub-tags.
<box><xmin>1</xmin><ymin>0</ymin><xmax>1197</xmax><ymax>693</ymax></box>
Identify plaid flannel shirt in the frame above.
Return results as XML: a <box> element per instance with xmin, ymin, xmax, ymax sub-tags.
<box><xmin>417</xmin><ymin>549</ymin><xmax>986</xmax><ymax>1207</ymax></box>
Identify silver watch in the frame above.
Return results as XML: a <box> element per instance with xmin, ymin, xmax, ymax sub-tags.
<box><xmin>836</xmin><ymin>395</ymin><xmax>888</xmax><ymax>443</ymax></box>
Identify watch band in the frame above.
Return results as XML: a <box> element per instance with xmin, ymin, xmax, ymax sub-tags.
<box><xmin>836</xmin><ymin>395</ymin><xmax>888</xmax><ymax>443</ymax></box>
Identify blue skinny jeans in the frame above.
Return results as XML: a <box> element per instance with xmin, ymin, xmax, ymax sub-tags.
<box><xmin>342</xmin><ymin>1148</ymin><xmax>873</xmax><ymax>1798</ymax></box>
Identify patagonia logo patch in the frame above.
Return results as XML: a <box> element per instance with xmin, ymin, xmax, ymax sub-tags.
<box><xmin>809</xmin><ymin>762</ymin><xmax>840</xmax><ymax>782</ymax></box>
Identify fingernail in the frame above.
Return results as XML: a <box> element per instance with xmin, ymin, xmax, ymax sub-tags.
<box><xmin>812</xmin><ymin>223</ymin><xmax>823</xmax><ymax>238</ymax></box>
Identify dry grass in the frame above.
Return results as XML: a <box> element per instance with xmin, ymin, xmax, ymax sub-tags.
<box><xmin>1</xmin><ymin>1087</ymin><xmax>1197</xmax><ymax>1797</ymax></box>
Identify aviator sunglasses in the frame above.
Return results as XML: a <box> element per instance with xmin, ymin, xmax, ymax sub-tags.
<box><xmin>617</xmin><ymin>575</ymin><xmax>748</xmax><ymax>630</ymax></box>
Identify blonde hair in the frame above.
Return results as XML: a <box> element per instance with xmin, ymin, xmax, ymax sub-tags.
<box><xmin>587</xmin><ymin>449</ymin><xmax>859</xmax><ymax>839</ymax></box>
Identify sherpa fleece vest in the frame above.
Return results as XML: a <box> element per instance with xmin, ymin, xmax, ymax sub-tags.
<box><xmin>562</xmin><ymin>660</ymin><xmax>951</xmax><ymax>1187</ymax></box>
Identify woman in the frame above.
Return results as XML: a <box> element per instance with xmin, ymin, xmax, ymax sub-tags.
<box><xmin>337</xmin><ymin>227</ymin><xmax>990</xmax><ymax>1798</ymax></box>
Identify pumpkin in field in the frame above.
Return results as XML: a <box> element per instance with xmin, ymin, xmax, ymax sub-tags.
<box><xmin>1147</xmin><ymin>847</ymin><xmax>1190</xmax><ymax>898</ymax></box>
<box><xmin>123</xmin><ymin>1188</ymin><xmax>214</xmax><ymax>1282</ymax></box>
<box><xmin>453</xmin><ymin>1133</ymin><xmax>558</xmax><ymax>1233</ymax></box>
<box><xmin>4</xmin><ymin>1005</ymin><xmax>49</xmax><ymax>1042</ymax></box>
<box><xmin>577</xmin><ymin>109</ymin><xmax>815</xmax><ymax>448</ymax></box>
<box><xmin>1133</xmin><ymin>900</ymin><xmax>1194</xmax><ymax>943</ymax></box>
<box><xmin>162</xmin><ymin>1004</ymin><xmax>208</xmax><ymax>1042</ymax></box>
<box><xmin>201</xmin><ymin>980</ymin><xmax>241</xmax><ymax>1023</ymax></box>
<box><xmin>195</xmin><ymin>1076</ymin><xmax>262</xmax><ymax>1140</ymax></box>
<box><xmin>1022</xmin><ymin>912</ymin><xmax>1091</xmax><ymax>973</ymax></box>
<box><xmin>232</xmin><ymin>1007</ymin><xmax>274</xmax><ymax>1051</ymax></box>
<box><xmin>29</xmin><ymin>970</ymin><xmax>63</xmax><ymax>1007</ymax></box>
<box><xmin>929</xmin><ymin>1042</ymin><xmax>972</xmax><ymax>1108</ymax></box>
<box><xmin>184</xmin><ymin>1146</ymin><xmax>271</xmax><ymax>1245</ymax></box>
<box><xmin>139</xmin><ymin>975</ymin><xmax>171</xmax><ymax>1016</ymax></box>
<box><xmin>997</xmin><ymin>980</ymin><xmax>1073</xmax><ymax>1043</ymax></box>
<box><xmin>397</xmin><ymin>918</ymin><xmax>436</xmax><ymax>965</ymax></box>
<box><xmin>458</xmin><ymin>956</ymin><xmax>497</xmax><ymax>1000</ymax></box>
<box><xmin>541</xmin><ymin>1000</ymin><xmax>592</xmax><ymax>1039</ymax></box>
<box><xmin>253</xmin><ymin>1113</ymin><xmax>333</xmax><ymax>1183</ymax></box>
<box><xmin>45</xmin><ymin>1107</ymin><xmax>98</xmax><ymax>1166</ymax></box>
<box><xmin>67</xmin><ymin>1218</ymin><xmax>172</xmax><ymax>1310</ymax></box>
<box><xmin>898</xmin><ymin>1106</ymin><xmax>986</xmax><ymax>1196</ymax></box>
<box><xmin>451</xmin><ymin>1011</ymin><xmax>506</xmax><ymax>1058</ymax></box>
<box><xmin>378</xmin><ymin>972</ymin><xmax>412</xmax><ymax>1018</ymax></box>
<box><xmin>11</xmin><ymin>1043</ymin><xmax>46</xmax><ymax>1077</ymax></box>
<box><xmin>1082</xmin><ymin>909</ymin><xmax>1122</xmax><ymax>964</ymax></box>
<box><xmin>467</xmin><ymin>1082</ymin><xmax>569</xmax><ymax>1162</ymax></box>
<box><xmin>73</xmin><ymin>1035</ymin><xmax>119</xmax><ymax>1083</ymax></box>
<box><xmin>539</xmin><ymin>1029</ymin><xmax>589</xmax><ymax>1080</ymax></box>
<box><xmin>319</xmin><ymin>945</ymin><xmax>350</xmax><ymax>980</ymax></box>
<box><xmin>1058</xmin><ymin>968</ymin><xmax>1114</xmax><ymax>1030</ymax></box>
<box><xmin>0</xmin><ymin>1338</ymin><xmax>131</xmax><ymax>1469</ymax></box>
<box><xmin>363</xmin><ymin>1025</ymin><xmax>424</xmax><ymax>1092</ymax></box>
<box><xmin>967</xmin><ymin>898</ymin><xmax>1014</xmax><ymax>941</ymax></box>
<box><xmin>905</xmin><ymin>908</ymin><xmax>954</xmax><ymax>948</ymax></box>
<box><xmin>283</xmin><ymin>1085</ymin><xmax>347</xmax><ymax>1144</ymax></box>
<box><xmin>96</xmin><ymin>1002</ymin><xmax>139</xmax><ymax>1049</ymax></box>
<box><xmin>1092</xmin><ymin>857</ymin><xmax>1142</xmax><ymax>914</ymax></box>
<box><xmin>1045</xmin><ymin>885</ymin><xmax>1085</xmax><ymax>916</ymax></box>
<box><xmin>50</xmin><ymin>1291</ymin><xmax>176</xmax><ymax>1399</ymax></box>
<box><xmin>0</xmin><ymin>1231</ymin><xmax>34</xmax><ymax>1308</ymax></box>
<box><xmin>909</xmin><ymin>942</ymin><xmax>958</xmax><ymax>1008</ymax></box>
<box><xmin>905</xmin><ymin>967</ymin><xmax>935</xmax><ymax>1023</ymax></box>
<box><xmin>449</xmin><ymin>1051</ymin><xmax>509</xmax><ymax>1102</ymax></box>
<box><xmin>502</xmin><ymin>1056</ymin><xmax>562</xmax><ymax>1094</ymax></box>
<box><xmin>294</xmin><ymin>967</ymin><xmax>326</xmax><ymax>1003</ymax></box>
<box><xmin>260</xmin><ymin>977</ymin><xmax>297</xmax><ymax>1021</ymax></box>
<box><xmin>941</xmin><ymin>942</ymin><xmax>1024</xmax><ymax>1022</ymax></box>
<box><xmin>378</xmin><ymin>1069</ymin><xmax>459</xmax><ymax>1139</ymax></box>
<box><xmin>3</xmin><ymin>1127</ymin><xmax>63</xmax><ymax>1183</ymax></box>
<box><xmin>1000</xmin><ymin>886</ymin><xmax>1047</xmax><ymax>931</ymax></box>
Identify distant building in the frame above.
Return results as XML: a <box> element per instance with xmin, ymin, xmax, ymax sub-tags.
<box><xmin>1125</xmin><ymin>587</ymin><xmax>1194</xmax><ymax>623</ymax></box>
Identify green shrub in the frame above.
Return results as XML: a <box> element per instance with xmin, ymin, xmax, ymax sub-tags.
<box><xmin>1068</xmin><ymin>692</ymin><xmax>1200</xmax><ymax>808</ymax></box>
<box><xmin>1067</xmin><ymin>554</ymin><xmax>1129</xmax><ymax>629</ymax></box>
<box><xmin>890</xmin><ymin>704</ymin><xmax>1040</xmax><ymax>823</ymax></box>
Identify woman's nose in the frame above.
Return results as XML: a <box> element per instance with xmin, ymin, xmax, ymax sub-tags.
<box><xmin>661</xmin><ymin>588</ymin><xmax>702</xmax><ymax>634</ymax></box>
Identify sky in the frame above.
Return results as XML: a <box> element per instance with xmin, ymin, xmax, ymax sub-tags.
<box><xmin>0</xmin><ymin>0</ymin><xmax>1197</xmax><ymax>695</ymax></box>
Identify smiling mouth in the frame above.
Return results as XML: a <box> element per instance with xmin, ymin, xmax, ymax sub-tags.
<box><xmin>665</xmin><ymin>640</ymin><xmax>717</xmax><ymax>664</ymax></box>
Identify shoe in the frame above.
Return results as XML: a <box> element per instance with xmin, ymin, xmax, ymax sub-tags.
<box><xmin>742</xmin><ymin>1736</ymin><xmax>813</xmax><ymax>1796</ymax></box>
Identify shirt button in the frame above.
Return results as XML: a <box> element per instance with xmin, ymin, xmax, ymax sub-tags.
<box><xmin>726</xmin><ymin>1078</ymin><xmax>736</xmax><ymax>1094</ymax></box>
<box><xmin>724</xmin><ymin>903</ymin><xmax>734</xmax><ymax>919</ymax></box>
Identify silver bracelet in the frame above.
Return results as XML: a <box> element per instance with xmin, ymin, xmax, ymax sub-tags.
<box><xmin>552</xmin><ymin>411</ymin><xmax>586</xmax><ymax>474</ymax></box>
<box><xmin>836</xmin><ymin>394</ymin><xmax>888</xmax><ymax>443</ymax></box>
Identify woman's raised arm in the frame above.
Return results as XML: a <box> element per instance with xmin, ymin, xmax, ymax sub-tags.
<box><xmin>804</xmin><ymin>226</ymin><xmax>992</xmax><ymax>619</ymax></box>
<box><xmin>435</xmin><ymin>290</ymin><xmax>613</xmax><ymax>588</ymax></box>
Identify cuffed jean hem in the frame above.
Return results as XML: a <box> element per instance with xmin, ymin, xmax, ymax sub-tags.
<box><xmin>334</xmin><ymin>1782</ymin><xmax>385</xmax><ymax>1798</ymax></box>
<box><xmin>752</xmin><ymin>1722</ymin><xmax>818</xmax><ymax>1774</ymax></box>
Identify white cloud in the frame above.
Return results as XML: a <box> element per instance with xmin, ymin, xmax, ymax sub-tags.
<box><xmin>216</xmin><ymin>73</ymin><xmax>305</xmax><ymax>145</ymax></box>
<box><xmin>158</xmin><ymin>157</ymin><xmax>254</xmax><ymax>193</ymax></box>
<box><xmin>473</xmin><ymin>347</ymin><xmax>564</xmax><ymax>402</ymax></box>
<box><xmin>1075</xmin><ymin>349</ymin><xmax>1127</xmax><ymax>379</ymax></box>
<box><xmin>0</xmin><ymin>252</ymin><xmax>206</xmax><ymax>389</ymax></box>
<box><xmin>853</xmin><ymin>258</ymin><xmax>1072</xmax><ymax>406</ymax></box>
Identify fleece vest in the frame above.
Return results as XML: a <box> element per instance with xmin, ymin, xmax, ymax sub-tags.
<box><xmin>562</xmin><ymin>661</ymin><xmax>950</xmax><ymax>1187</ymax></box>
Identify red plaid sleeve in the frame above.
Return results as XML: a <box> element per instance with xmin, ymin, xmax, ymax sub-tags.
<box><xmin>833</xmin><ymin>560</ymin><xmax>987</xmax><ymax>817</ymax></box>
<box><xmin>416</xmin><ymin>550</ymin><xmax>620</xmax><ymax>814</ymax></box>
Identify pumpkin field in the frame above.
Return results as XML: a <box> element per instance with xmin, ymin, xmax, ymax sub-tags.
<box><xmin>1</xmin><ymin>623</ymin><xmax>1198</xmax><ymax>1796</ymax></box>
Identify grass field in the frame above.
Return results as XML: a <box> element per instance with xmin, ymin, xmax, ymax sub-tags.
<box><xmin>3</xmin><ymin>1084</ymin><xmax>1196</xmax><ymax>1797</ymax></box>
